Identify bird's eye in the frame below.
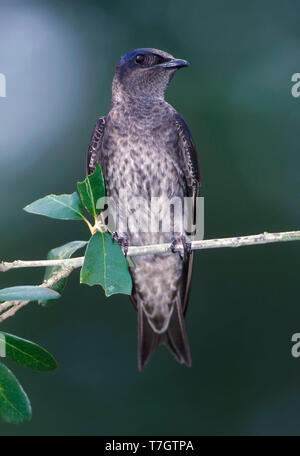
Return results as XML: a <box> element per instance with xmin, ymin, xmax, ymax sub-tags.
<box><xmin>135</xmin><ymin>54</ymin><xmax>145</xmax><ymax>65</ymax></box>
<box><xmin>156</xmin><ymin>55</ymin><xmax>166</xmax><ymax>65</ymax></box>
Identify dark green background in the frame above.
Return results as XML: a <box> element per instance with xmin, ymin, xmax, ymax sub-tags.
<box><xmin>0</xmin><ymin>0</ymin><xmax>299</xmax><ymax>436</ymax></box>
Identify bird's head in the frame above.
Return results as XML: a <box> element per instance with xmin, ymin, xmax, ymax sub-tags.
<box><xmin>112</xmin><ymin>48</ymin><xmax>189</xmax><ymax>102</ymax></box>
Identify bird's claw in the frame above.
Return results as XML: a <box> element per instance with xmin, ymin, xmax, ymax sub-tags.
<box><xmin>170</xmin><ymin>235</ymin><xmax>191</xmax><ymax>261</ymax></box>
<box><xmin>112</xmin><ymin>232</ymin><xmax>129</xmax><ymax>256</ymax></box>
<box><xmin>170</xmin><ymin>238</ymin><xmax>178</xmax><ymax>254</ymax></box>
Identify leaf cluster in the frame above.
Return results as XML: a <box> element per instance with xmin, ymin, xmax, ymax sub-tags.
<box><xmin>0</xmin><ymin>165</ymin><xmax>132</xmax><ymax>423</ymax></box>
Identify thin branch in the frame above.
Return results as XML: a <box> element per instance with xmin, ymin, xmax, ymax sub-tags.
<box><xmin>0</xmin><ymin>257</ymin><xmax>83</xmax><ymax>272</ymax></box>
<box><xmin>0</xmin><ymin>229</ymin><xmax>299</xmax><ymax>323</ymax></box>
<box><xmin>128</xmin><ymin>229</ymin><xmax>300</xmax><ymax>256</ymax></box>
<box><xmin>0</xmin><ymin>230</ymin><xmax>299</xmax><ymax>273</ymax></box>
<box><xmin>0</xmin><ymin>300</ymin><xmax>30</xmax><ymax>322</ymax></box>
<box><xmin>0</xmin><ymin>265</ymin><xmax>75</xmax><ymax>323</ymax></box>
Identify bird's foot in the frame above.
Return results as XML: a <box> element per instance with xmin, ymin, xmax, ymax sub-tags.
<box><xmin>170</xmin><ymin>235</ymin><xmax>191</xmax><ymax>261</ymax></box>
<box><xmin>112</xmin><ymin>232</ymin><xmax>129</xmax><ymax>256</ymax></box>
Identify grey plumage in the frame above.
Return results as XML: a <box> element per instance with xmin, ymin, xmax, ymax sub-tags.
<box><xmin>86</xmin><ymin>48</ymin><xmax>201</xmax><ymax>370</ymax></box>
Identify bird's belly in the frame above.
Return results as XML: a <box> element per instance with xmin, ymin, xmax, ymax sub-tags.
<box><xmin>133</xmin><ymin>253</ymin><xmax>182</xmax><ymax>333</ymax></box>
<box><xmin>107</xmin><ymin>145</ymin><xmax>181</xmax><ymax>194</ymax></box>
<box><xmin>105</xmin><ymin>145</ymin><xmax>185</xmax><ymax>246</ymax></box>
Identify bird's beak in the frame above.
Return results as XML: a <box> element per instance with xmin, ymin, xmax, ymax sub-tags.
<box><xmin>156</xmin><ymin>58</ymin><xmax>190</xmax><ymax>69</ymax></box>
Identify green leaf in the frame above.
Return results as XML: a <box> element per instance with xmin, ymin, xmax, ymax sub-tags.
<box><xmin>0</xmin><ymin>362</ymin><xmax>32</xmax><ymax>423</ymax></box>
<box><xmin>39</xmin><ymin>240</ymin><xmax>87</xmax><ymax>307</ymax></box>
<box><xmin>0</xmin><ymin>286</ymin><xmax>60</xmax><ymax>302</ymax></box>
<box><xmin>77</xmin><ymin>164</ymin><xmax>105</xmax><ymax>219</ymax></box>
<box><xmin>24</xmin><ymin>192</ymin><xmax>85</xmax><ymax>220</ymax></box>
<box><xmin>80</xmin><ymin>232</ymin><xmax>132</xmax><ymax>297</ymax></box>
<box><xmin>0</xmin><ymin>332</ymin><xmax>57</xmax><ymax>371</ymax></box>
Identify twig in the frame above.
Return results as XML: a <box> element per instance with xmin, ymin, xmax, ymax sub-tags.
<box><xmin>0</xmin><ymin>300</ymin><xmax>31</xmax><ymax>322</ymax></box>
<box><xmin>0</xmin><ymin>265</ymin><xmax>74</xmax><ymax>323</ymax></box>
<box><xmin>0</xmin><ymin>257</ymin><xmax>83</xmax><ymax>272</ymax></box>
<box><xmin>0</xmin><ymin>230</ymin><xmax>299</xmax><ymax>322</ymax></box>
<box><xmin>128</xmin><ymin>230</ymin><xmax>300</xmax><ymax>256</ymax></box>
<box><xmin>0</xmin><ymin>230</ymin><xmax>299</xmax><ymax>273</ymax></box>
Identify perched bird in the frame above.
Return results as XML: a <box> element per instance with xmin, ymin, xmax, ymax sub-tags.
<box><xmin>86</xmin><ymin>48</ymin><xmax>201</xmax><ymax>370</ymax></box>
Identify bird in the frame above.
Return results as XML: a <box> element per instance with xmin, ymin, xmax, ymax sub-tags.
<box><xmin>86</xmin><ymin>48</ymin><xmax>201</xmax><ymax>370</ymax></box>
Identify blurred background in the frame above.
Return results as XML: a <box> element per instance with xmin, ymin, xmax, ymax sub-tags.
<box><xmin>0</xmin><ymin>0</ymin><xmax>300</xmax><ymax>436</ymax></box>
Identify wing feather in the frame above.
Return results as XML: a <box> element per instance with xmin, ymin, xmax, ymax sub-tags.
<box><xmin>175</xmin><ymin>114</ymin><xmax>201</xmax><ymax>314</ymax></box>
<box><xmin>86</xmin><ymin>116</ymin><xmax>106</xmax><ymax>176</ymax></box>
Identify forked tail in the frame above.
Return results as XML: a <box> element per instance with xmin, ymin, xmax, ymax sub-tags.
<box><xmin>137</xmin><ymin>297</ymin><xmax>192</xmax><ymax>371</ymax></box>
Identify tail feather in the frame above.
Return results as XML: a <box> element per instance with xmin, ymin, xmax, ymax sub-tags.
<box><xmin>138</xmin><ymin>296</ymin><xmax>192</xmax><ymax>371</ymax></box>
<box><xmin>166</xmin><ymin>296</ymin><xmax>192</xmax><ymax>366</ymax></box>
<box><xmin>138</xmin><ymin>301</ymin><xmax>159</xmax><ymax>371</ymax></box>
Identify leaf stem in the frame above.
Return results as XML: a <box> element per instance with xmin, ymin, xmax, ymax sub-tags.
<box><xmin>82</xmin><ymin>217</ymin><xmax>94</xmax><ymax>234</ymax></box>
